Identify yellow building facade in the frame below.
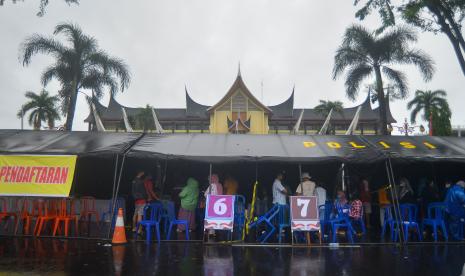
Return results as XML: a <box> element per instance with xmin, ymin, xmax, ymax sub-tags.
<box><xmin>208</xmin><ymin>73</ymin><xmax>271</xmax><ymax>134</ymax></box>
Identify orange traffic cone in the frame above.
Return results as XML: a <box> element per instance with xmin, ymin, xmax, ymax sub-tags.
<box><xmin>112</xmin><ymin>208</ymin><xmax>127</xmax><ymax>244</ymax></box>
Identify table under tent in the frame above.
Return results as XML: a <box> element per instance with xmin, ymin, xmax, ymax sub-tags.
<box><xmin>1</xmin><ymin>130</ymin><xmax>465</xmax><ymax>244</ymax></box>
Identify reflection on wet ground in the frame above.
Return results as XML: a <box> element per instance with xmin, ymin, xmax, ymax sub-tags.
<box><xmin>0</xmin><ymin>238</ymin><xmax>464</xmax><ymax>275</ymax></box>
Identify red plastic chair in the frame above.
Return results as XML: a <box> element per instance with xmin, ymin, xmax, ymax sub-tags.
<box><xmin>79</xmin><ymin>196</ymin><xmax>100</xmax><ymax>233</ymax></box>
<box><xmin>0</xmin><ymin>197</ymin><xmax>17</xmax><ymax>231</ymax></box>
<box><xmin>34</xmin><ymin>199</ymin><xmax>59</xmax><ymax>236</ymax></box>
<box><xmin>14</xmin><ymin>198</ymin><xmax>30</xmax><ymax>235</ymax></box>
<box><xmin>53</xmin><ymin>198</ymin><xmax>79</xmax><ymax>237</ymax></box>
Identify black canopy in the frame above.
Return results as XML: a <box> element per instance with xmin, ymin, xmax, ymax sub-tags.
<box><xmin>0</xmin><ymin>130</ymin><xmax>141</xmax><ymax>156</ymax></box>
<box><xmin>129</xmin><ymin>134</ymin><xmax>383</xmax><ymax>163</ymax></box>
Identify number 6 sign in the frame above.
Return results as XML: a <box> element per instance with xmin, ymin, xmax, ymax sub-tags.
<box><xmin>290</xmin><ymin>196</ymin><xmax>320</xmax><ymax>232</ymax></box>
<box><xmin>204</xmin><ymin>195</ymin><xmax>235</xmax><ymax>231</ymax></box>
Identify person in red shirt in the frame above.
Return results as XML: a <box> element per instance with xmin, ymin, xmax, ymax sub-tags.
<box><xmin>359</xmin><ymin>178</ymin><xmax>372</xmax><ymax>228</ymax></box>
<box><xmin>144</xmin><ymin>174</ymin><xmax>159</xmax><ymax>202</ymax></box>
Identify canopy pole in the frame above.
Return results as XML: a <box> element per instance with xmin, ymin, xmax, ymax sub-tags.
<box><xmin>298</xmin><ymin>164</ymin><xmax>302</xmax><ymax>180</ymax></box>
<box><xmin>385</xmin><ymin>157</ymin><xmax>404</xmax><ymax>245</ymax></box>
<box><xmin>106</xmin><ymin>153</ymin><xmax>127</xmax><ymax>239</ymax></box>
<box><xmin>341</xmin><ymin>163</ymin><xmax>346</xmax><ymax>191</ymax></box>
<box><xmin>209</xmin><ymin>163</ymin><xmax>212</xmax><ymax>182</ymax></box>
<box><xmin>110</xmin><ymin>154</ymin><xmax>120</xmax><ymax>202</ymax></box>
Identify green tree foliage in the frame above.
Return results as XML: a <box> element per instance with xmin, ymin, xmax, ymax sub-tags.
<box><xmin>0</xmin><ymin>0</ymin><xmax>78</xmax><ymax>16</ymax></box>
<box><xmin>17</xmin><ymin>90</ymin><xmax>60</xmax><ymax>130</ymax></box>
<box><xmin>314</xmin><ymin>100</ymin><xmax>344</xmax><ymax>117</ymax></box>
<box><xmin>354</xmin><ymin>0</ymin><xmax>465</xmax><ymax>76</ymax></box>
<box><xmin>333</xmin><ymin>24</ymin><xmax>434</xmax><ymax>134</ymax></box>
<box><xmin>407</xmin><ymin>89</ymin><xmax>452</xmax><ymax>135</ymax></box>
<box><xmin>20</xmin><ymin>23</ymin><xmax>130</xmax><ymax>130</ymax></box>
<box><xmin>136</xmin><ymin>105</ymin><xmax>154</xmax><ymax>132</ymax></box>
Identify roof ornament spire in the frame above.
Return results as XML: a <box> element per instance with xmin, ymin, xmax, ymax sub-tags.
<box><xmin>237</xmin><ymin>62</ymin><xmax>241</xmax><ymax>77</ymax></box>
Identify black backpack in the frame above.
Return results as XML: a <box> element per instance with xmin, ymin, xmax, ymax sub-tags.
<box><xmin>131</xmin><ymin>178</ymin><xmax>147</xmax><ymax>200</ymax></box>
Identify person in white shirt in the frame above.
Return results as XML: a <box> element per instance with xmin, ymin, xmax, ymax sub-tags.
<box><xmin>272</xmin><ymin>172</ymin><xmax>287</xmax><ymax>205</ymax></box>
<box><xmin>295</xmin><ymin>172</ymin><xmax>316</xmax><ymax>196</ymax></box>
<box><xmin>315</xmin><ymin>184</ymin><xmax>327</xmax><ymax>219</ymax></box>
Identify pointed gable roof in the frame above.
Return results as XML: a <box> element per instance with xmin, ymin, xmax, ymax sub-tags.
<box><xmin>84</xmin><ymin>98</ymin><xmax>108</xmax><ymax>123</ymax></box>
<box><xmin>207</xmin><ymin>73</ymin><xmax>272</xmax><ymax>114</ymax></box>
<box><xmin>185</xmin><ymin>87</ymin><xmax>210</xmax><ymax>118</ymax></box>
<box><xmin>268</xmin><ymin>88</ymin><xmax>294</xmax><ymax>117</ymax></box>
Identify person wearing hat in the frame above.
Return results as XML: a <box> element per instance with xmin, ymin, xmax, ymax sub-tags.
<box><xmin>295</xmin><ymin>172</ymin><xmax>316</xmax><ymax>197</ymax></box>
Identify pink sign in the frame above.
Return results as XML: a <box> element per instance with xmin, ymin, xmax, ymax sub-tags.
<box><xmin>204</xmin><ymin>195</ymin><xmax>235</xmax><ymax>230</ymax></box>
<box><xmin>206</xmin><ymin>195</ymin><xmax>234</xmax><ymax>219</ymax></box>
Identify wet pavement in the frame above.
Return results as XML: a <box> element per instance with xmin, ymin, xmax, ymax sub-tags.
<box><xmin>0</xmin><ymin>238</ymin><xmax>465</xmax><ymax>275</ymax></box>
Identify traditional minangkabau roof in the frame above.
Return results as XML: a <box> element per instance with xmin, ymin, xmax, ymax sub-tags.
<box><xmin>207</xmin><ymin>71</ymin><xmax>272</xmax><ymax>114</ymax></box>
<box><xmin>185</xmin><ymin>86</ymin><xmax>210</xmax><ymax>118</ymax></box>
<box><xmin>84</xmin><ymin>71</ymin><xmax>396</xmax><ymax>125</ymax></box>
<box><xmin>268</xmin><ymin>88</ymin><xmax>294</xmax><ymax>118</ymax></box>
<box><xmin>84</xmin><ymin>98</ymin><xmax>108</xmax><ymax>123</ymax></box>
<box><xmin>269</xmin><ymin>93</ymin><xmax>396</xmax><ymax>123</ymax></box>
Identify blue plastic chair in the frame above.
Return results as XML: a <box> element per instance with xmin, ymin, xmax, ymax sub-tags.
<box><xmin>393</xmin><ymin>203</ymin><xmax>422</xmax><ymax>242</ymax></box>
<box><xmin>165</xmin><ymin>201</ymin><xmax>189</xmax><ymax>240</ymax></box>
<box><xmin>422</xmin><ymin>202</ymin><xmax>448</xmax><ymax>242</ymax></box>
<box><xmin>101</xmin><ymin>197</ymin><xmax>125</xmax><ymax>229</ymax></box>
<box><xmin>137</xmin><ymin>202</ymin><xmax>163</xmax><ymax>244</ymax></box>
<box><xmin>248</xmin><ymin>204</ymin><xmax>280</xmax><ymax>243</ymax></box>
<box><xmin>319</xmin><ymin>201</ymin><xmax>333</xmax><ymax>241</ymax></box>
<box><xmin>277</xmin><ymin>204</ymin><xmax>290</xmax><ymax>243</ymax></box>
<box><xmin>330</xmin><ymin>204</ymin><xmax>354</xmax><ymax>243</ymax></box>
<box><xmin>381</xmin><ymin>205</ymin><xmax>396</xmax><ymax>241</ymax></box>
<box><xmin>230</xmin><ymin>195</ymin><xmax>246</xmax><ymax>240</ymax></box>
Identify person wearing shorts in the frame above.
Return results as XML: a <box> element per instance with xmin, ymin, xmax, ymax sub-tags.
<box><xmin>132</xmin><ymin>170</ymin><xmax>148</xmax><ymax>234</ymax></box>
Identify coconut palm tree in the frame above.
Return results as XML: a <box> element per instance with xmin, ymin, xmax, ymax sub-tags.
<box><xmin>314</xmin><ymin>100</ymin><xmax>344</xmax><ymax>117</ymax></box>
<box><xmin>407</xmin><ymin>89</ymin><xmax>451</xmax><ymax>135</ymax></box>
<box><xmin>333</xmin><ymin>24</ymin><xmax>435</xmax><ymax>135</ymax></box>
<box><xmin>20</xmin><ymin>22</ymin><xmax>130</xmax><ymax>130</ymax></box>
<box><xmin>17</xmin><ymin>90</ymin><xmax>60</xmax><ymax>130</ymax></box>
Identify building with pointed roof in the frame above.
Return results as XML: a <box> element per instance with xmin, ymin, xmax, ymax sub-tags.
<box><xmin>85</xmin><ymin>71</ymin><xmax>396</xmax><ymax>134</ymax></box>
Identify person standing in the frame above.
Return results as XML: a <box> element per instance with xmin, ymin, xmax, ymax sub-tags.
<box><xmin>295</xmin><ymin>172</ymin><xmax>316</xmax><ymax>197</ymax></box>
<box><xmin>224</xmin><ymin>175</ymin><xmax>239</xmax><ymax>195</ymax></box>
<box><xmin>132</xmin><ymin>170</ymin><xmax>148</xmax><ymax>233</ymax></box>
<box><xmin>360</xmin><ymin>178</ymin><xmax>372</xmax><ymax>228</ymax></box>
<box><xmin>144</xmin><ymin>174</ymin><xmax>159</xmax><ymax>202</ymax></box>
<box><xmin>178</xmin><ymin>177</ymin><xmax>199</xmax><ymax>232</ymax></box>
<box><xmin>378</xmin><ymin>185</ymin><xmax>391</xmax><ymax>229</ymax></box>
<box><xmin>444</xmin><ymin>180</ymin><xmax>465</xmax><ymax>240</ymax></box>
<box><xmin>315</xmin><ymin>183</ymin><xmax>327</xmax><ymax>219</ymax></box>
<box><xmin>204</xmin><ymin>174</ymin><xmax>223</xmax><ymax>197</ymax></box>
<box><xmin>204</xmin><ymin>174</ymin><xmax>223</xmax><ymax>236</ymax></box>
<box><xmin>272</xmin><ymin>172</ymin><xmax>287</xmax><ymax>206</ymax></box>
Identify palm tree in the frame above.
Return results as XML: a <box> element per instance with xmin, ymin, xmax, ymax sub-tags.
<box><xmin>20</xmin><ymin>22</ymin><xmax>130</xmax><ymax>130</ymax></box>
<box><xmin>17</xmin><ymin>90</ymin><xmax>60</xmax><ymax>130</ymax></box>
<box><xmin>314</xmin><ymin>100</ymin><xmax>344</xmax><ymax>117</ymax></box>
<box><xmin>136</xmin><ymin>105</ymin><xmax>154</xmax><ymax>132</ymax></box>
<box><xmin>333</xmin><ymin>25</ymin><xmax>435</xmax><ymax>135</ymax></box>
<box><xmin>407</xmin><ymin>89</ymin><xmax>451</xmax><ymax>135</ymax></box>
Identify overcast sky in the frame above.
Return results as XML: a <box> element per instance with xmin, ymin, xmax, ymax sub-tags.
<box><xmin>0</xmin><ymin>0</ymin><xmax>464</xmax><ymax>132</ymax></box>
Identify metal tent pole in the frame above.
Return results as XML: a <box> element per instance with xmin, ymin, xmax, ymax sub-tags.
<box><xmin>385</xmin><ymin>157</ymin><xmax>404</xmax><ymax>245</ymax></box>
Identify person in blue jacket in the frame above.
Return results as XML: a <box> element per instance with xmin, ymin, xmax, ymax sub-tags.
<box><xmin>444</xmin><ymin>181</ymin><xmax>465</xmax><ymax>240</ymax></box>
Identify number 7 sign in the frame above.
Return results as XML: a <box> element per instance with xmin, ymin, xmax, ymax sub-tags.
<box><xmin>290</xmin><ymin>196</ymin><xmax>320</xmax><ymax>232</ymax></box>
